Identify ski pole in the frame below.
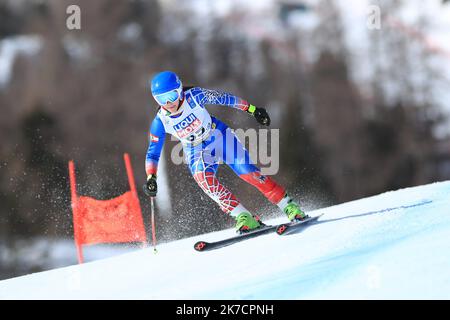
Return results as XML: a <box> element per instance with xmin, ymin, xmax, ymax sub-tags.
<box><xmin>150</xmin><ymin>196</ymin><xmax>157</xmax><ymax>253</ymax></box>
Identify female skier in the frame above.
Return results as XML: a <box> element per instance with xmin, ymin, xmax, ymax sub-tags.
<box><xmin>143</xmin><ymin>71</ymin><xmax>308</xmax><ymax>233</ymax></box>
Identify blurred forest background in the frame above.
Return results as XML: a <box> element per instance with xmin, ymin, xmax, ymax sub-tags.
<box><xmin>1</xmin><ymin>0</ymin><xmax>450</xmax><ymax>279</ymax></box>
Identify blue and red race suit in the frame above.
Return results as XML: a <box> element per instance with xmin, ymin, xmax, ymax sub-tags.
<box><xmin>145</xmin><ymin>87</ymin><xmax>285</xmax><ymax>217</ymax></box>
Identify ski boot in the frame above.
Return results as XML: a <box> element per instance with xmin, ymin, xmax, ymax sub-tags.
<box><xmin>284</xmin><ymin>200</ymin><xmax>309</xmax><ymax>222</ymax></box>
<box><xmin>235</xmin><ymin>212</ymin><xmax>264</xmax><ymax>234</ymax></box>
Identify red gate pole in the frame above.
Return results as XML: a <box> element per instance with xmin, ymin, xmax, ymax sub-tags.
<box><xmin>69</xmin><ymin>161</ymin><xmax>84</xmax><ymax>264</ymax></box>
<box><xmin>123</xmin><ymin>153</ymin><xmax>147</xmax><ymax>248</ymax></box>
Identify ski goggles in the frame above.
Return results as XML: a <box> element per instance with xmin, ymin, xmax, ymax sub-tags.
<box><xmin>153</xmin><ymin>87</ymin><xmax>182</xmax><ymax>106</ymax></box>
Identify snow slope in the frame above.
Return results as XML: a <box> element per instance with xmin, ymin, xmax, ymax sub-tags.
<box><xmin>1</xmin><ymin>181</ymin><xmax>449</xmax><ymax>299</ymax></box>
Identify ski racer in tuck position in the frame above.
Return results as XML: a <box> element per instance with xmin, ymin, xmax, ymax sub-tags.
<box><xmin>143</xmin><ymin>71</ymin><xmax>308</xmax><ymax>234</ymax></box>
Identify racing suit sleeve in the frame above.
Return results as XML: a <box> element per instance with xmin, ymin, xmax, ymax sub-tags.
<box><xmin>145</xmin><ymin>115</ymin><xmax>166</xmax><ymax>177</ymax></box>
<box><xmin>189</xmin><ymin>87</ymin><xmax>253</xmax><ymax>112</ymax></box>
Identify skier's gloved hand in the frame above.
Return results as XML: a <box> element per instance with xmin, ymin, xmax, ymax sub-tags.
<box><xmin>247</xmin><ymin>104</ymin><xmax>271</xmax><ymax>126</ymax></box>
<box><xmin>143</xmin><ymin>174</ymin><xmax>157</xmax><ymax>197</ymax></box>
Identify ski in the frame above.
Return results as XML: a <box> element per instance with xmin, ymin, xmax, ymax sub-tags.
<box><xmin>275</xmin><ymin>213</ymin><xmax>324</xmax><ymax>236</ymax></box>
<box><xmin>194</xmin><ymin>224</ymin><xmax>278</xmax><ymax>252</ymax></box>
<box><xmin>194</xmin><ymin>214</ymin><xmax>324</xmax><ymax>252</ymax></box>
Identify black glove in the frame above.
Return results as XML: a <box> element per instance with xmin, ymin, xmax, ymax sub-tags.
<box><xmin>248</xmin><ymin>104</ymin><xmax>271</xmax><ymax>126</ymax></box>
<box><xmin>143</xmin><ymin>174</ymin><xmax>157</xmax><ymax>197</ymax></box>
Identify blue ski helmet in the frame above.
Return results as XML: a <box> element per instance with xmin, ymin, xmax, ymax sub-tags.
<box><xmin>150</xmin><ymin>71</ymin><xmax>183</xmax><ymax>105</ymax></box>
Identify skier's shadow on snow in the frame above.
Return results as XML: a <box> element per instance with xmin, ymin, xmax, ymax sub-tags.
<box><xmin>312</xmin><ymin>200</ymin><xmax>433</xmax><ymax>227</ymax></box>
<box><xmin>284</xmin><ymin>200</ymin><xmax>433</xmax><ymax>236</ymax></box>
